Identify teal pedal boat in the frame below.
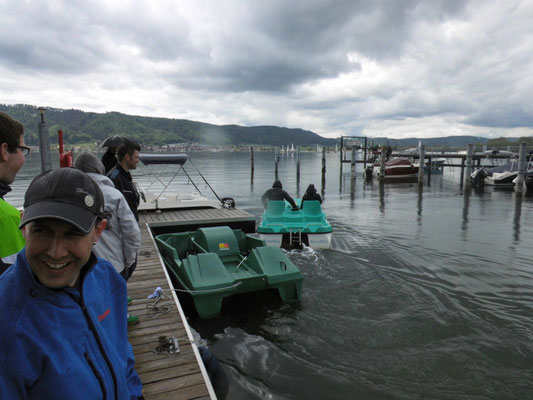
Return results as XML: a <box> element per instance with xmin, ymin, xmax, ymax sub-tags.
<box><xmin>257</xmin><ymin>200</ymin><xmax>333</xmax><ymax>249</ymax></box>
<box><xmin>155</xmin><ymin>226</ymin><xmax>303</xmax><ymax>319</ymax></box>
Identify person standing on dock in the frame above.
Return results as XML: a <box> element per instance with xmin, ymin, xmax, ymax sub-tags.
<box><xmin>261</xmin><ymin>180</ymin><xmax>298</xmax><ymax>209</ymax></box>
<box><xmin>0</xmin><ymin>168</ymin><xmax>143</xmax><ymax>398</ymax></box>
<box><xmin>300</xmin><ymin>184</ymin><xmax>322</xmax><ymax>208</ymax></box>
<box><xmin>74</xmin><ymin>152</ymin><xmax>141</xmax><ymax>325</ymax></box>
<box><xmin>107</xmin><ymin>141</ymin><xmax>141</xmax><ymax>221</ymax></box>
<box><xmin>0</xmin><ymin>112</ymin><xmax>27</xmax><ymax>275</ymax></box>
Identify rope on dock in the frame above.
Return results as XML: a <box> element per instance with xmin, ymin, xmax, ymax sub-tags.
<box><xmin>172</xmin><ymin>281</ymin><xmax>243</xmax><ymax>295</ymax></box>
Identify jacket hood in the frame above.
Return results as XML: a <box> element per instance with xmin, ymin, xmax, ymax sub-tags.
<box><xmin>272</xmin><ymin>180</ymin><xmax>282</xmax><ymax>189</ymax></box>
<box><xmin>87</xmin><ymin>172</ymin><xmax>116</xmax><ymax>188</ymax></box>
<box><xmin>306</xmin><ymin>184</ymin><xmax>316</xmax><ymax>194</ymax></box>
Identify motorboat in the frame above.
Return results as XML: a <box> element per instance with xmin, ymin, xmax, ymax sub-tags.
<box><xmin>156</xmin><ymin>226</ymin><xmax>303</xmax><ymax>318</ymax></box>
<box><xmin>471</xmin><ymin>159</ymin><xmax>533</xmax><ymax>188</ymax></box>
<box><xmin>257</xmin><ymin>200</ymin><xmax>333</xmax><ymax>249</ymax></box>
<box><xmin>471</xmin><ymin>160</ymin><xmax>519</xmax><ymax>187</ymax></box>
<box><xmin>366</xmin><ymin>158</ymin><xmax>419</xmax><ymax>180</ymax></box>
<box><xmin>136</xmin><ymin>153</ymin><xmax>234</xmax><ymax>211</ymax></box>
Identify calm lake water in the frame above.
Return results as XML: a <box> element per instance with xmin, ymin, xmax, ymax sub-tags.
<box><xmin>7</xmin><ymin>151</ymin><xmax>533</xmax><ymax>399</ymax></box>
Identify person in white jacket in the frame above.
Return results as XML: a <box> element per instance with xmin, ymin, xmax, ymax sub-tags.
<box><xmin>74</xmin><ymin>152</ymin><xmax>141</xmax><ymax>324</ymax></box>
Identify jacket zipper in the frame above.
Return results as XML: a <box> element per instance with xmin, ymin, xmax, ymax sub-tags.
<box><xmin>67</xmin><ymin>289</ymin><xmax>119</xmax><ymax>400</ymax></box>
<box><xmin>85</xmin><ymin>352</ymin><xmax>107</xmax><ymax>400</ymax></box>
<box><xmin>80</xmin><ymin>302</ymin><xmax>119</xmax><ymax>400</ymax></box>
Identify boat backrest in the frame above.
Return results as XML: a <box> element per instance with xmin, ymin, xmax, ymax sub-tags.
<box><xmin>193</xmin><ymin>226</ymin><xmax>240</xmax><ymax>258</ymax></box>
<box><xmin>301</xmin><ymin>200</ymin><xmax>323</xmax><ymax>217</ymax></box>
<box><xmin>266</xmin><ymin>200</ymin><xmax>286</xmax><ymax>216</ymax></box>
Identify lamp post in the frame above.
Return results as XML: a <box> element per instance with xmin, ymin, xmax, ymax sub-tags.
<box><xmin>37</xmin><ymin>106</ymin><xmax>52</xmax><ymax>173</ymax></box>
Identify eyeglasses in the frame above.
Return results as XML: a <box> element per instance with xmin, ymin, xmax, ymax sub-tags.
<box><xmin>9</xmin><ymin>145</ymin><xmax>31</xmax><ymax>156</ymax></box>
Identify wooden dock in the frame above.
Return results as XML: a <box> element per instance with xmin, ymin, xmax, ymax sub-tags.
<box><xmin>127</xmin><ymin>207</ymin><xmax>257</xmax><ymax>399</ymax></box>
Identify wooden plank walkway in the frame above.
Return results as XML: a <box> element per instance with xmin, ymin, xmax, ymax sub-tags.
<box><xmin>128</xmin><ymin>214</ymin><xmax>215</xmax><ymax>400</ymax></box>
<box><xmin>127</xmin><ymin>207</ymin><xmax>257</xmax><ymax>399</ymax></box>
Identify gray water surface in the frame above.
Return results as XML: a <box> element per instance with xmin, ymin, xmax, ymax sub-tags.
<box><xmin>7</xmin><ymin>151</ymin><xmax>533</xmax><ymax>399</ymax></box>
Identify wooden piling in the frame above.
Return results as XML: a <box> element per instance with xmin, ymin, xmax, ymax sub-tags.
<box><xmin>379</xmin><ymin>147</ymin><xmax>386</xmax><ymax>179</ymax></box>
<box><xmin>274</xmin><ymin>147</ymin><xmax>279</xmax><ymax>180</ymax></box>
<box><xmin>250</xmin><ymin>146</ymin><xmax>254</xmax><ymax>183</ymax></box>
<box><xmin>363</xmin><ymin>137</ymin><xmax>368</xmax><ymax>169</ymax></box>
<box><xmin>460</xmin><ymin>157</ymin><xmax>465</xmax><ymax>185</ymax></box>
<box><xmin>322</xmin><ymin>147</ymin><xmax>326</xmax><ymax>179</ymax></box>
<box><xmin>427</xmin><ymin>155</ymin><xmax>432</xmax><ymax>185</ymax></box>
<box><xmin>296</xmin><ymin>146</ymin><xmax>300</xmax><ymax>183</ymax></box>
<box><xmin>515</xmin><ymin>142</ymin><xmax>526</xmax><ymax>192</ymax></box>
<box><xmin>351</xmin><ymin>145</ymin><xmax>356</xmax><ymax>179</ymax></box>
<box><xmin>464</xmin><ymin>144</ymin><xmax>474</xmax><ymax>187</ymax></box>
<box><xmin>418</xmin><ymin>145</ymin><xmax>425</xmax><ymax>185</ymax></box>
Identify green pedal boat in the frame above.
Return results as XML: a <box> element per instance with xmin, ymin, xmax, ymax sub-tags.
<box><xmin>257</xmin><ymin>200</ymin><xmax>333</xmax><ymax>249</ymax></box>
<box><xmin>155</xmin><ymin>226</ymin><xmax>303</xmax><ymax>318</ymax></box>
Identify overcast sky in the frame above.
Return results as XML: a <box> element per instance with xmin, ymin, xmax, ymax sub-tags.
<box><xmin>1</xmin><ymin>0</ymin><xmax>532</xmax><ymax>139</ymax></box>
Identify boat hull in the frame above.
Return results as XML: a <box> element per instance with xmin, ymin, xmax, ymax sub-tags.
<box><xmin>259</xmin><ymin>232</ymin><xmax>332</xmax><ymax>249</ymax></box>
<box><xmin>372</xmin><ymin>158</ymin><xmax>419</xmax><ymax>180</ymax></box>
<box><xmin>156</xmin><ymin>226</ymin><xmax>303</xmax><ymax>318</ymax></box>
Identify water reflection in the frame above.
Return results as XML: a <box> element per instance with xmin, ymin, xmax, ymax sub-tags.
<box><xmin>379</xmin><ymin>182</ymin><xmax>385</xmax><ymax>214</ymax></box>
<box><xmin>350</xmin><ymin>173</ymin><xmax>355</xmax><ymax>201</ymax></box>
<box><xmin>416</xmin><ymin>186</ymin><xmax>423</xmax><ymax>226</ymax></box>
<box><xmin>513</xmin><ymin>193</ymin><xmax>522</xmax><ymax>243</ymax></box>
<box><xmin>461</xmin><ymin>186</ymin><xmax>471</xmax><ymax>235</ymax></box>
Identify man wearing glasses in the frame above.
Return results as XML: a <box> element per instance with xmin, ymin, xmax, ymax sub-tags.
<box><xmin>0</xmin><ymin>112</ymin><xmax>29</xmax><ymax>275</ymax></box>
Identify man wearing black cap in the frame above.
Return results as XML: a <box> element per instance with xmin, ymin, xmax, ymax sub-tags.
<box><xmin>261</xmin><ymin>180</ymin><xmax>298</xmax><ymax>209</ymax></box>
<box><xmin>0</xmin><ymin>168</ymin><xmax>143</xmax><ymax>398</ymax></box>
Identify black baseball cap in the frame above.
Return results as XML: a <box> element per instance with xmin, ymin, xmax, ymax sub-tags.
<box><xmin>20</xmin><ymin>168</ymin><xmax>105</xmax><ymax>234</ymax></box>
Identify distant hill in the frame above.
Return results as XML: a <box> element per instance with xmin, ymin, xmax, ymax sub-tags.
<box><xmin>1</xmin><ymin>103</ymin><xmax>520</xmax><ymax>149</ymax></box>
<box><xmin>0</xmin><ymin>104</ymin><xmax>336</xmax><ymax>147</ymax></box>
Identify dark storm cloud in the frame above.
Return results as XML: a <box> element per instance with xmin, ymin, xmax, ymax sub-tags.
<box><xmin>170</xmin><ymin>0</ymin><xmax>468</xmax><ymax>93</ymax></box>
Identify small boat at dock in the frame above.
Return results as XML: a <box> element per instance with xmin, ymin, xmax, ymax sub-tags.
<box><xmin>156</xmin><ymin>226</ymin><xmax>303</xmax><ymax>318</ymax></box>
<box><xmin>137</xmin><ymin>153</ymin><xmax>235</xmax><ymax>211</ymax></box>
<box><xmin>366</xmin><ymin>158</ymin><xmax>419</xmax><ymax>180</ymax></box>
<box><xmin>257</xmin><ymin>200</ymin><xmax>333</xmax><ymax>249</ymax></box>
<box><xmin>471</xmin><ymin>160</ymin><xmax>519</xmax><ymax>187</ymax></box>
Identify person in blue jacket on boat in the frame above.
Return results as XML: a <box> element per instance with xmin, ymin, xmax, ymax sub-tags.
<box><xmin>0</xmin><ymin>168</ymin><xmax>143</xmax><ymax>399</ymax></box>
<box><xmin>261</xmin><ymin>180</ymin><xmax>298</xmax><ymax>210</ymax></box>
<box><xmin>300</xmin><ymin>184</ymin><xmax>322</xmax><ymax>209</ymax></box>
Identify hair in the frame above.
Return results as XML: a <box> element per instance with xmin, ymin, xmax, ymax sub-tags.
<box><xmin>0</xmin><ymin>112</ymin><xmax>24</xmax><ymax>153</ymax></box>
<box><xmin>272</xmin><ymin>180</ymin><xmax>282</xmax><ymax>189</ymax></box>
<box><xmin>73</xmin><ymin>152</ymin><xmax>105</xmax><ymax>175</ymax></box>
<box><xmin>117</xmin><ymin>142</ymin><xmax>141</xmax><ymax>162</ymax></box>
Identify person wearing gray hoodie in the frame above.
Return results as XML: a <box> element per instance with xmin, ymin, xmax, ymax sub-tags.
<box><xmin>74</xmin><ymin>152</ymin><xmax>141</xmax><ymax>325</ymax></box>
<box><xmin>74</xmin><ymin>152</ymin><xmax>140</xmax><ymax>277</ymax></box>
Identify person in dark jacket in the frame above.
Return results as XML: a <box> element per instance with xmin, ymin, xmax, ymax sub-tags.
<box><xmin>0</xmin><ymin>168</ymin><xmax>143</xmax><ymax>398</ymax></box>
<box><xmin>300</xmin><ymin>184</ymin><xmax>322</xmax><ymax>208</ymax></box>
<box><xmin>107</xmin><ymin>142</ymin><xmax>141</xmax><ymax>221</ymax></box>
<box><xmin>101</xmin><ymin>146</ymin><xmax>118</xmax><ymax>173</ymax></box>
<box><xmin>261</xmin><ymin>180</ymin><xmax>297</xmax><ymax>209</ymax></box>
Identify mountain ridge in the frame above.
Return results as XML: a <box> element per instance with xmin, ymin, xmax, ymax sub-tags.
<box><xmin>0</xmin><ymin>103</ymin><xmax>522</xmax><ymax>148</ymax></box>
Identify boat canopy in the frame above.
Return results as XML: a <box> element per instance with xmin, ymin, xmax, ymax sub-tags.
<box><xmin>139</xmin><ymin>153</ymin><xmax>188</xmax><ymax>165</ymax></box>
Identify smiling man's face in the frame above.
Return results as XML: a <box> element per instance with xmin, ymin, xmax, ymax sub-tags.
<box><xmin>24</xmin><ymin>218</ymin><xmax>106</xmax><ymax>289</ymax></box>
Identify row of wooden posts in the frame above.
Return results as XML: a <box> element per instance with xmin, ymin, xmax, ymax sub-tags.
<box><xmin>251</xmin><ymin>143</ymin><xmax>531</xmax><ymax>192</ymax></box>
<box><xmin>249</xmin><ymin>146</ymin><xmax>327</xmax><ymax>184</ymax></box>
